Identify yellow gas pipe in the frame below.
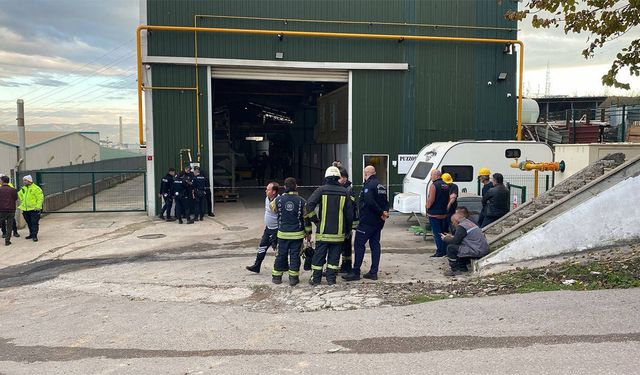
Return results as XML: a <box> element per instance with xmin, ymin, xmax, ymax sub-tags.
<box><xmin>136</xmin><ymin>25</ymin><xmax>526</xmax><ymax>157</ymax></box>
<box><xmin>510</xmin><ymin>160</ymin><xmax>566</xmax><ymax>198</ymax></box>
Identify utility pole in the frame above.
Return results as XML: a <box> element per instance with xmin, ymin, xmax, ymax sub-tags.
<box><xmin>119</xmin><ymin>116</ymin><xmax>123</xmax><ymax>148</ymax></box>
<box><xmin>544</xmin><ymin>62</ymin><xmax>551</xmax><ymax>97</ymax></box>
<box><xmin>17</xmin><ymin>99</ymin><xmax>26</xmax><ymax>172</ymax></box>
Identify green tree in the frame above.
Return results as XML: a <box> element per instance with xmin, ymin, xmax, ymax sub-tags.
<box><xmin>505</xmin><ymin>0</ymin><xmax>640</xmax><ymax>89</ymax></box>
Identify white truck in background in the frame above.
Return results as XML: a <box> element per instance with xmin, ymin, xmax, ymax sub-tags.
<box><xmin>394</xmin><ymin>141</ymin><xmax>554</xmax><ymax>215</ymax></box>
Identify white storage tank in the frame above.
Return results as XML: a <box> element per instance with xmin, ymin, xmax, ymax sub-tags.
<box><xmin>521</xmin><ymin>98</ymin><xmax>540</xmax><ymax>124</ymax></box>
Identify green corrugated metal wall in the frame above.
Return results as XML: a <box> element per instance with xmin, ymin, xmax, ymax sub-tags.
<box><xmin>146</xmin><ymin>0</ymin><xmax>518</xmax><ymax>208</ymax></box>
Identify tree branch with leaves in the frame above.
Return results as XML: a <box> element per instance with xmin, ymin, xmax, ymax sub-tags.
<box><xmin>505</xmin><ymin>0</ymin><xmax>639</xmax><ymax>89</ymax></box>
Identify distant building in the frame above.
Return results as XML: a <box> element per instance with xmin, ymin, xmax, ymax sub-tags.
<box><xmin>532</xmin><ymin>96</ymin><xmax>608</xmax><ymax>122</ymax></box>
<box><xmin>0</xmin><ymin>131</ymin><xmax>100</xmax><ymax>176</ymax></box>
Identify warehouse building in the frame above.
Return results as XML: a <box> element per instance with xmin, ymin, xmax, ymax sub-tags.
<box><xmin>0</xmin><ymin>131</ymin><xmax>100</xmax><ymax>177</ymax></box>
<box><xmin>139</xmin><ymin>0</ymin><xmax>519</xmax><ymax>214</ymax></box>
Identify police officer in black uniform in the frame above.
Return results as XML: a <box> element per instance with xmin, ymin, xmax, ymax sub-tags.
<box><xmin>200</xmin><ymin>169</ymin><xmax>215</xmax><ymax>217</ymax></box>
<box><xmin>159</xmin><ymin>167</ymin><xmax>176</xmax><ymax>221</ymax></box>
<box><xmin>193</xmin><ymin>167</ymin><xmax>207</xmax><ymax>221</ymax></box>
<box><xmin>172</xmin><ymin>172</ymin><xmax>186</xmax><ymax>224</ymax></box>
<box><xmin>343</xmin><ymin>165</ymin><xmax>389</xmax><ymax>282</ymax></box>
<box><xmin>174</xmin><ymin>166</ymin><xmax>195</xmax><ymax>225</ymax></box>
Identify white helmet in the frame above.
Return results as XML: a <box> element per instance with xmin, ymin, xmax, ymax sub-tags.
<box><xmin>325</xmin><ymin>166</ymin><xmax>341</xmax><ymax>178</ymax></box>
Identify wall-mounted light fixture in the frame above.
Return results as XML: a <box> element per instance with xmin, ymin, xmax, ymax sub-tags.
<box><xmin>498</xmin><ymin>72</ymin><xmax>508</xmax><ymax>80</ymax></box>
<box><xmin>245</xmin><ymin>136</ymin><xmax>264</xmax><ymax>142</ymax></box>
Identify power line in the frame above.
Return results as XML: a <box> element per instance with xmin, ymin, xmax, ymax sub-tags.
<box><xmin>25</xmin><ymin>76</ymin><xmax>138</xmax><ymax>122</ymax></box>
<box><xmin>30</xmin><ymin>68</ymin><xmax>137</xmax><ymax>111</ymax></box>
<box><xmin>24</xmin><ymin>50</ymin><xmax>137</xmax><ymax>107</ymax></box>
<box><xmin>1</xmin><ymin>37</ymin><xmax>135</xmax><ymax>104</ymax></box>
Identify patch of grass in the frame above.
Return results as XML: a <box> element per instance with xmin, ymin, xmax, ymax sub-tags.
<box><xmin>409</xmin><ymin>294</ymin><xmax>449</xmax><ymax>304</ymax></box>
<box><xmin>489</xmin><ymin>256</ymin><xmax>640</xmax><ymax>294</ymax></box>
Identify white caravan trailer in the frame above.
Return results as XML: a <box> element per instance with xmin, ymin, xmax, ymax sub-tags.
<box><xmin>394</xmin><ymin>141</ymin><xmax>554</xmax><ymax>215</ymax></box>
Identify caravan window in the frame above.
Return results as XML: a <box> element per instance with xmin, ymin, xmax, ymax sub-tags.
<box><xmin>411</xmin><ymin>162</ymin><xmax>433</xmax><ymax>179</ymax></box>
<box><xmin>505</xmin><ymin>149</ymin><xmax>521</xmax><ymax>158</ymax></box>
<box><xmin>441</xmin><ymin>165</ymin><xmax>474</xmax><ymax>182</ymax></box>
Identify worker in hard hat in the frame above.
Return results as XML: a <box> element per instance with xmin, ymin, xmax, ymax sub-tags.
<box><xmin>306</xmin><ymin>166</ymin><xmax>353</xmax><ymax>286</ymax></box>
<box><xmin>441</xmin><ymin>173</ymin><xmax>459</xmax><ymax>232</ymax></box>
<box><xmin>477</xmin><ymin>168</ymin><xmax>493</xmax><ymax>227</ymax></box>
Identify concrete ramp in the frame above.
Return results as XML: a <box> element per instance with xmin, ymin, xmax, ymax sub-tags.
<box><xmin>476</xmin><ymin>153</ymin><xmax>640</xmax><ymax>272</ymax></box>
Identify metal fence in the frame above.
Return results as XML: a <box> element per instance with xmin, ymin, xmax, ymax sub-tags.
<box><xmin>16</xmin><ymin>157</ymin><xmax>146</xmax><ymax>213</ymax></box>
<box><xmin>17</xmin><ymin>156</ymin><xmax>145</xmax><ymax>196</ymax></box>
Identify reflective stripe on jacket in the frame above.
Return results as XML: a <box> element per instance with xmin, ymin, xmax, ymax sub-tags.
<box><xmin>271</xmin><ymin>191</ymin><xmax>308</xmax><ymax>240</ymax></box>
<box><xmin>306</xmin><ymin>181</ymin><xmax>353</xmax><ymax>243</ymax></box>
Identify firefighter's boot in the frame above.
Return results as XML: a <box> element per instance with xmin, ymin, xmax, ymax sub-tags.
<box><xmin>246</xmin><ymin>252</ymin><xmax>266</xmax><ymax>273</ymax></box>
<box><xmin>326</xmin><ymin>269</ymin><xmax>337</xmax><ymax>286</ymax></box>
<box><xmin>309</xmin><ymin>270</ymin><xmax>322</xmax><ymax>286</ymax></box>
<box><xmin>289</xmin><ymin>275</ymin><xmax>299</xmax><ymax>286</ymax></box>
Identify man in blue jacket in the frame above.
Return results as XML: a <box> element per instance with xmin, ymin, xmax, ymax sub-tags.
<box><xmin>343</xmin><ymin>165</ymin><xmax>389</xmax><ymax>282</ymax></box>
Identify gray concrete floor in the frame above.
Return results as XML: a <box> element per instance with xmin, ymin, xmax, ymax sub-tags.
<box><xmin>0</xmin><ymin>204</ymin><xmax>638</xmax><ymax>374</ymax></box>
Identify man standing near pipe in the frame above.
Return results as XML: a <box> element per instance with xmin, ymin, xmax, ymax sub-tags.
<box><xmin>18</xmin><ymin>175</ymin><xmax>44</xmax><ymax>242</ymax></box>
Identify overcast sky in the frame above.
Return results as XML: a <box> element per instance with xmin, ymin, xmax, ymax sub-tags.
<box><xmin>0</xmin><ymin>0</ymin><xmax>637</xmax><ymax>142</ymax></box>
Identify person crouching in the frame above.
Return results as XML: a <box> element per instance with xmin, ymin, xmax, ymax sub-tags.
<box><xmin>441</xmin><ymin>213</ymin><xmax>489</xmax><ymax>276</ymax></box>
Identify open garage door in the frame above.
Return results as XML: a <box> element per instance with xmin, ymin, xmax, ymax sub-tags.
<box><xmin>210</xmin><ymin>76</ymin><xmax>349</xmax><ymax>207</ymax></box>
<box><xmin>211</xmin><ymin>66</ymin><xmax>349</xmax><ymax>82</ymax></box>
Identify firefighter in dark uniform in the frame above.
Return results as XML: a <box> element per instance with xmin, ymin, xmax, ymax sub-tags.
<box><xmin>193</xmin><ymin>167</ymin><xmax>207</xmax><ymax>221</ymax></box>
<box><xmin>271</xmin><ymin>177</ymin><xmax>309</xmax><ymax>286</ymax></box>
<box><xmin>306</xmin><ymin>166</ymin><xmax>353</xmax><ymax>286</ymax></box>
<box><xmin>159</xmin><ymin>168</ymin><xmax>176</xmax><ymax>221</ymax></box>
<box><xmin>338</xmin><ymin>167</ymin><xmax>359</xmax><ymax>274</ymax></box>
<box><xmin>343</xmin><ymin>165</ymin><xmax>389</xmax><ymax>281</ymax></box>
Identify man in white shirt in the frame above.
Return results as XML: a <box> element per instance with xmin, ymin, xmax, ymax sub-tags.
<box><xmin>246</xmin><ymin>182</ymin><xmax>280</xmax><ymax>273</ymax></box>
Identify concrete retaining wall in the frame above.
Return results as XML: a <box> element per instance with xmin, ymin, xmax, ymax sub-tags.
<box><xmin>478</xmin><ymin>174</ymin><xmax>640</xmax><ymax>270</ymax></box>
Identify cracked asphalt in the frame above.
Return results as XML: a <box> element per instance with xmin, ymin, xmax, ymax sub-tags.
<box><xmin>0</xmin><ymin>207</ymin><xmax>638</xmax><ymax>374</ymax></box>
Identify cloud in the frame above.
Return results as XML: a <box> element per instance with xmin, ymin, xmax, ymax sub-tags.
<box><xmin>32</xmin><ymin>77</ymin><xmax>68</xmax><ymax>87</ymax></box>
<box><xmin>0</xmin><ymin>79</ymin><xmax>26</xmax><ymax>87</ymax></box>
<box><xmin>0</xmin><ymin>1</ymin><xmax>139</xmax><ymax>79</ymax></box>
